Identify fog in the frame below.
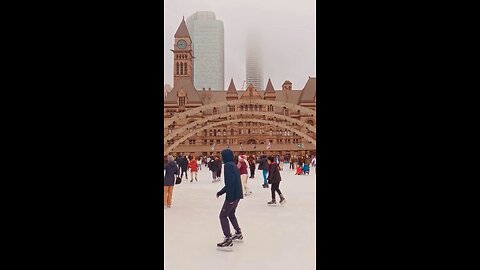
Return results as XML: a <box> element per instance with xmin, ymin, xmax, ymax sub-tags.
<box><xmin>164</xmin><ymin>0</ymin><xmax>316</xmax><ymax>90</ymax></box>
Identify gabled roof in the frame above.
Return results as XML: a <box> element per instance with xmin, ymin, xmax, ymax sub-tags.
<box><xmin>298</xmin><ymin>77</ymin><xmax>316</xmax><ymax>104</ymax></box>
<box><xmin>240</xmin><ymin>84</ymin><xmax>263</xmax><ymax>99</ymax></box>
<box><xmin>174</xmin><ymin>17</ymin><xmax>190</xmax><ymax>38</ymax></box>
<box><xmin>164</xmin><ymin>78</ymin><xmax>202</xmax><ymax>104</ymax></box>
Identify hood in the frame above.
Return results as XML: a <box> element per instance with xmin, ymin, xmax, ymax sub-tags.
<box><xmin>221</xmin><ymin>149</ymin><xmax>234</xmax><ymax>163</ymax></box>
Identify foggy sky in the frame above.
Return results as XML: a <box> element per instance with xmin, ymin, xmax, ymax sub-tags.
<box><xmin>164</xmin><ymin>0</ymin><xmax>316</xmax><ymax>90</ymax></box>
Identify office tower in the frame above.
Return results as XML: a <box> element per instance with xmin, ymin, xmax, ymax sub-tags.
<box><xmin>186</xmin><ymin>11</ymin><xmax>224</xmax><ymax>90</ymax></box>
<box><xmin>246</xmin><ymin>36</ymin><xmax>264</xmax><ymax>90</ymax></box>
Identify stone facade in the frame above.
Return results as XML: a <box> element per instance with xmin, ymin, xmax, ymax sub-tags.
<box><xmin>164</xmin><ymin>18</ymin><xmax>316</xmax><ymax>157</ymax></box>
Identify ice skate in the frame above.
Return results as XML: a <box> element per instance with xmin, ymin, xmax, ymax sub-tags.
<box><xmin>231</xmin><ymin>231</ymin><xmax>243</xmax><ymax>242</ymax></box>
<box><xmin>280</xmin><ymin>195</ymin><xmax>286</xmax><ymax>204</ymax></box>
<box><xmin>216</xmin><ymin>236</ymin><xmax>233</xmax><ymax>251</ymax></box>
<box><xmin>267</xmin><ymin>199</ymin><xmax>276</xmax><ymax>206</ymax></box>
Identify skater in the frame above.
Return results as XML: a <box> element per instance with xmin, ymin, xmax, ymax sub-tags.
<box><xmin>189</xmin><ymin>155</ymin><xmax>198</xmax><ymax>182</ymax></box>
<box><xmin>208</xmin><ymin>156</ymin><xmax>220</xmax><ymax>183</ymax></box>
<box><xmin>279</xmin><ymin>156</ymin><xmax>284</xmax><ymax>171</ymax></box>
<box><xmin>296</xmin><ymin>165</ymin><xmax>303</xmax><ymax>175</ymax></box>
<box><xmin>216</xmin><ymin>149</ymin><xmax>244</xmax><ymax>248</ymax></box>
<box><xmin>164</xmin><ymin>155</ymin><xmax>179</xmax><ymax>208</ymax></box>
<box><xmin>258</xmin><ymin>155</ymin><xmax>269</xmax><ymax>188</ymax></box>
<box><xmin>267</xmin><ymin>156</ymin><xmax>286</xmax><ymax>205</ymax></box>
<box><xmin>178</xmin><ymin>155</ymin><xmax>188</xmax><ymax>180</ymax></box>
<box><xmin>238</xmin><ymin>154</ymin><xmax>251</xmax><ymax>196</ymax></box>
<box><xmin>289</xmin><ymin>155</ymin><xmax>296</xmax><ymax>170</ymax></box>
<box><xmin>302</xmin><ymin>161</ymin><xmax>310</xmax><ymax>175</ymax></box>
<box><xmin>248</xmin><ymin>155</ymin><xmax>256</xmax><ymax>178</ymax></box>
<box><xmin>215</xmin><ymin>156</ymin><xmax>222</xmax><ymax>180</ymax></box>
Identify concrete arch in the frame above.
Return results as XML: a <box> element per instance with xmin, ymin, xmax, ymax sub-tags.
<box><xmin>164</xmin><ymin>99</ymin><xmax>316</xmax><ymax>127</ymax></box>
<box><xmin>165</xmin><ymin>118</ymin><xmax>316</xmax><ymax>155</ymax></box>
<box><xmin>163</xmin><ymin>111</ymin><xmax>316</xmax><ymax>144</ymax></box>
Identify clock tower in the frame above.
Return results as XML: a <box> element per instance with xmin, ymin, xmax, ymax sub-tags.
<box><xmin>171</xmin><ymin>17</ymin><xmax>194</xmax><ymax>87</ymax></box>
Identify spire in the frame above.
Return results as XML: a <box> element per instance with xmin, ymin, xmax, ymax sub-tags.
<box><xmin>265</xmin><ymin>78</ymin><xmax>275</xmax><ymax>92</ymax></box>
<box><xmin>227</xmin><ymin>78</ymin><xmax>237</xmax><ymax>92</ymax></box>
<box><xmin>175</xmin><ymin>17</ymin><xmax>190</xmax><ymax>38</ymax></box>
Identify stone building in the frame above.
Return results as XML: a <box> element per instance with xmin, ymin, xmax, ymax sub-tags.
<box><xmin>164</xmin><ymin>18</ymin><xmax>316</xmax><ymax>157</ymax></box>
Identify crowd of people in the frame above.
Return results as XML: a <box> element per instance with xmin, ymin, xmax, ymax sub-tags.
<box><xmin>163</xmin><ymin>150</ymin><xmax>317</xmax><ymax>248</ymax></box>
<box><xmin>163</xmin><ymin>153</ymin><xmax>316</xmax><ymax>207</ymax></box>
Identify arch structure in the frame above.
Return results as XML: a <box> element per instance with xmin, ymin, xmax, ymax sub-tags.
<box><xmin>164</xmin><ymin>99</ymin><xmax>316</xmax><ymax>127</ymax></box>
<box><xmin>163</xmin><ymin>111</ymin><xmax>316</xmax><ymax>144</ymax></box>
<box><xmin>165</xmin><ymin>118</ymin><xmax>316</xmax><ymax>155</ymax></box>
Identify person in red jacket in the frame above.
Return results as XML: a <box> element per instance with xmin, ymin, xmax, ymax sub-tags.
<box><xmin>188</xmin><ymin>155</ymin><xmax>198</xmax><ymax>182</ymax></box>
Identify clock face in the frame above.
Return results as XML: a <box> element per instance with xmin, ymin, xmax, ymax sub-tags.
<box><xmin>177</xmin><ymin>39</ymin><xmax>187</xmax><ymax>49</ymax></box>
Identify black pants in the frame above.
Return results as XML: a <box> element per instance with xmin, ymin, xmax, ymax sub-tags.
<box><xmin>180</xmin><ymin>167</ymin><xmax>188</xmax><ymax>179</ymax></box>
<box><xmin>250</xmin><ymin>167</ymin><xmax>255</xmax><ymax>177</ymax></box>
<box><xmin>219</xmin><ymin>199</ymin><xmax>241</xmax><ymax>237</ymax></box>
<box><xmin>217</xmin><ymin>169</ymin><xmax>222</xmax><ymax>178</ymax></box>
<box><xmin>271</xmin><ymin>182</ymin><xmax>283</xmax><ymax>200</ymax></box>
<box><xmin>290</xmin><ymin>162</ymin><xmax>294</xmax><ymax>169</ymax></box>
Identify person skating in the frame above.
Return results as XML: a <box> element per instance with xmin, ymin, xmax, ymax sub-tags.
<box><xmin>215</xmin><ymin>156</ymin><xmax>222</xmax><ymax>181</ymax></box>
<box><xmin>248</xmin><ymin>155</ymin><xmax>256</xmax><ymax>178</ymax></box>
<box><xmin>216</xmin><ymin>149</ymin><xmax>244</xmax><ymax>248</ymax></box>
<box><xmin>164</xmin><ymin>155</ymin><xmax>179</xmax><ymax>208</ymax></box>
<box><xmin>178</xmin><ymin>155</ymin><xmax>188</xmax><ymax>180</ymax></box>
<box><xmin>266</xmin><ymin>156</ymin><xmax>286</xmax><ymax>205</ymax></box>
<box><xmin>237</xmin><ymin>154</ymin><xmax>251</xmax><ymax>196</ymax></box>
<box><xmin>258</xmin><ymin>155</ymin><xmax>269</xmax><ymax>188</ymax></box>
<box><xmin>208</xmin><ymin>156</ymin><xmax>220</xmax><ymax>183</ymax></box>
<box><xmin>189</xmin><ymin>155</ymin><xmax>198</xmax><ymax>182</ymax></box>
<box><xmin>289</xmin><ymin>155</ymin><xmax>296</xmax><ymax>170</ymax></box>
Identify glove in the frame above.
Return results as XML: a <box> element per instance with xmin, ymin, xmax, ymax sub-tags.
<box><xmin>216</xmin><ymin>192</ymin><xmax>220</xmax><ymax>198</ymax></box>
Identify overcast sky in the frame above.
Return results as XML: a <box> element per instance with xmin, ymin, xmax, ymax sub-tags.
<box><xmin>164</xmin><ymin>0</ymin><xmax>316</xmax><ymax>90</ymax></box>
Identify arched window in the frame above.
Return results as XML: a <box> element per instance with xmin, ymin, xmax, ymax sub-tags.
<box><xmin>213</xmin><ymin>107</ymin><xmax>217</xmax><ymax>114</ymax></box>
<box><xmin>176</xmin><ymin>63</ymin><xmax>179</xmax><ymax>75</ymax></box>
<box><xmin>231</xmin><ymin>129</ymin><xmax>234</xmax><ymax>136</ymax></box>
<box><xmin>223</xmin><ymin>129</ymin><xmax>226</xmax><ymax>136</ymax></box>
<box><xmin>269</xmin><ymin>129</ymin><xmax>273</xmax><ymax>136</ymax></box>
<box><xmin>268</xmin><ymin>105</ymin><xmax>274</xmax><ymax>112</ymax></box>
<box><xmin>180</xmin><ymin>63</ymin><xmax>184</xmax><ymax>75</ymax></box>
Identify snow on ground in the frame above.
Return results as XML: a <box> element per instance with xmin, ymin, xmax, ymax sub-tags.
<box><xmin>164</xmin><ymin>164</ymin><xmax>316</xmax><ymax>270</ymax></box>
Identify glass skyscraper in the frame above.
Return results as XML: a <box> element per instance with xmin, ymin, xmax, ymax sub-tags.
<box><xmin>186</xmin><ymin>11</ymin><xmax>224</xmax><ymax>90</ymax></box>
<box><xmin>246</xmin><ymin>35</ymin><xmax>264</xmax><ymax>91</ymax></box>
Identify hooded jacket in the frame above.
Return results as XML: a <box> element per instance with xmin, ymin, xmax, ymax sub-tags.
<box><xmin>257</xmin><ymin>156</ymin><xmax>269</xmax><ymax>171</ymax></box>
<box><xmin>164</xmin><ymin>156</ymin><xmax>179</xmax><ymax>186</ymax></box>
<box><xmin>217</xmin><ymin>149</ymin><xmax>243</xmax><ymax>202</ymax></box>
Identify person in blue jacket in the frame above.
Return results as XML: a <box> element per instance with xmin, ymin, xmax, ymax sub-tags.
<box><xmin>216</xmin><ymin>149</ymin><xmax>244</xmax><ymax>248</ymax></box>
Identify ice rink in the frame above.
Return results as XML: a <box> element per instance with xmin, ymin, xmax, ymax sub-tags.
<box><xmin>164</xmin><ymin>163</ymin><xmax>316</xmax><ymax>270</ymax></box>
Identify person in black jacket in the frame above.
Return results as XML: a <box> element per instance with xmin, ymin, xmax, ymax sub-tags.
<box><xmin>208</xmin><ymin>156</ymin><xmax>220</xmax><ymax>183</ymax></box>
<box><xmin>215</xmin><ymin>156</ymin><xmax>222</xmax><ymax>180</ymax></box>
<box><xmin>216</xmin><ymin>149</ymin><xmax>244</xmax><ymax>248</ymax></box>
<box><xmin>178</xmin><ymin>155</ymin><xmax>188</xmax><ymax>180</ymax></box>
<box><xmin>267</xmin><ymin>156</ymin><xmax>286</xmax><ymax>205</ymax></box>
<box><xmin>257</xmin><ymin>155</ymin><xmax>269</xmax><ymax>188</ymax></box>
<box><xmin>164</xmin><ymin>155</ymin><xmax>179</xmax><ymax>208</ymax></box>
<box><xmin>248</xmin><ymin>155</ymin><xmax>256</xmax><ymax>178</ymax></box>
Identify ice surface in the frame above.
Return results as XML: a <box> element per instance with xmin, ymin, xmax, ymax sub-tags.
<box><xmin>164</xmin><ymin>164</ymin><xmax>316</xmax><ymax>270</ymax></box>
